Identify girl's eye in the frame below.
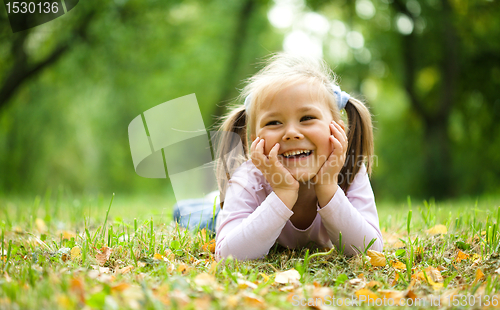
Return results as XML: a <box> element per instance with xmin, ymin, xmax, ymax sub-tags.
<box><xmin>265</xmin><ymin>120</ymin><xmax>281</xmax><ymax>126</ymax></box>
<box><xmin>301</xmin><ymin>116</ymin><xmax>316</xmax><ymax>122</ymax></box>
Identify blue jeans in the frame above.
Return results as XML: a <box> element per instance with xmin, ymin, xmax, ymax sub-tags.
<box><xmin>173</xmin><ymin>191</ymin><xmax>220</xmax><ymax>235</ymax></box>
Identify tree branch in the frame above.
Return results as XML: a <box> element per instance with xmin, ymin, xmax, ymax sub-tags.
<box><xmin>0</xmin><ymin>10</ymin><xmax>95</xmax><ymax>112</ymax></box>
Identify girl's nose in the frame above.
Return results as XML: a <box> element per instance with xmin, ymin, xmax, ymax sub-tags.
<box><xmin>282</xmin><ymin>125</ymin><xmax>304</xmax><ymax>141</ymax></box>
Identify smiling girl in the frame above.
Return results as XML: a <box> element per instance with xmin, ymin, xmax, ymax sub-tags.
<box><xmin>214</xmin><ymin>53</ymin><xmax>382</xmax><ymax>260</ymax></box>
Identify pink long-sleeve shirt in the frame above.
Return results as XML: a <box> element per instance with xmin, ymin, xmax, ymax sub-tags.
<box><xmin>215</xmin><ymin>160</ymin><xmax>383</xmax><ymax>261</ymax></box>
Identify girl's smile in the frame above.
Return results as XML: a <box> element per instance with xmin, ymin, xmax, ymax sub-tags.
<box><xmin>252</xmin><ymin>82</ymin><xmax>335</xmax><ymax>182</ymax></box>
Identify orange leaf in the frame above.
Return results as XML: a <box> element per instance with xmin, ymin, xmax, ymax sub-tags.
<box><xmin>472</xmin><ymin>268</ymin><xmax>485</xmax><ymax>285</ymax></box>
<box><xmin>455</xmin><ymin>250</ymin><xmax>469</xmax><ymax>263</ymax></box>
<box><xmin>355</xmin><ymin>288</ymin><xmax>380</xmax><ymax>304</ymax></box>
<box><xmin>111</xmin><ymin>283</ymin><xmax>130</xmax><ymax>293</ymax></box>
<box><xmin>202</xmin><ymin>240</ymin><xmax>216</xmax><ymax>253</ymax></box>
<box><xmin>391</xmin><ymin>273</ymin><xmax>399</xmax><ymax>286</ymax></box>
<box><xmin>153</xmin><ymin>253</ymin><xmax>164</xmax><ymax>260</ymax></box>
<box><xmin>177</xmin><ymin>263</ymin><xmax>189</xmax><ymax>274</ymax></box>
<box><xmin>70</xmin><ymin>277</ymin><xmax>85</xmax><ymax>303</ymax></box>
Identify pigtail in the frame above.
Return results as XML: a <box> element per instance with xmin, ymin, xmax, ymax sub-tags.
<box><xmin>339</xmin><ymin>97</ymin><xmax>374</xmax><ymax>192</ymax></box>
<box><xmin>215</xmin><ymin>105</ymin><xmax>249</xmax><ymax>208</ymax></box>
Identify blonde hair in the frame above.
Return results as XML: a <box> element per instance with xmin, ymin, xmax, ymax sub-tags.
<box><xmin>216</xmin><ymin>53</ymin><xmax>374</xmax><ymax>205</ymax></box>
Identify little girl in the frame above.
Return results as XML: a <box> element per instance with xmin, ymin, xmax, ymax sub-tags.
<box><xmin>214</xmin><ymin>53</ymin><xmax>382</xmax><ymax>261</ymax></box>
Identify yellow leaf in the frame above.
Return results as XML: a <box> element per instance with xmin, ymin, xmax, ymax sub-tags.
<box><xmin>471</xmin><ymin>253</ymin><xmax>480</xmax><ymax>261</ymax></box>
<box><xmin>426</xmin><ymin>224</ymin><xmax>447</xmax><ymax>235</ymax></box>
<box><xmin>238</xmin><ymin>279</ymin><xmax>258</xmax><ymax>290</ymax></box>
<box><xmin>392</xmin><ymin>260</ymin><xmax>407</xmax><ymax>270</ymax></box>
<box><xmin>274</xmin><ymin>269</ymin><xmax>301</xmax><ymax>284</ymax></box>
<box><xmin>355</xmin><ymin>288</ymin><xmax>380</xmax><ymax>304</ymax></box>
<box><xmin>70</xmin><ymin>246</ymin><xmax>81</xmax><ymax>260</ymax></box>
<box><xmin>367</xmin><ymin>250</ymin><xmax>386</xmax><ymax>267</ymax></box>
<box><xmin>153</xmin><ymin>253</ymin><xmax>164</xmax><ymax>260</ymax></box>
<box><xmin>259</xmin><ymin>273</ymin><xmax>269</xmax><ymax>282</ymax></box>
<box><xmin>455</xmin><ymin>250</ymin><xmax>469</xmax><ymax>263</ymax></box>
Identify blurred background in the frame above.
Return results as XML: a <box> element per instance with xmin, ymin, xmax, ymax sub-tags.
<box><xmin>1</xmin><ymin>0</ymin><xmax>500</xmax><ymax>204</ymax></box>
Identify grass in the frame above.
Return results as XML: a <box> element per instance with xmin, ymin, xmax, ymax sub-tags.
<box><xmin>1</xmin><ymin>192</ymin><xmax>500</xmax><ymax>309</ymax></box>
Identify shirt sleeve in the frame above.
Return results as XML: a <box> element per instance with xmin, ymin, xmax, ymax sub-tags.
<box><xmin>316</xmin><ymin>164</ymin><xmax>383</xmax><ymax>255</ymax></box>
<box><xmin>215</xmin><ymin>167</ymin><xmax>294</xmax><ymax>261</ymax></box>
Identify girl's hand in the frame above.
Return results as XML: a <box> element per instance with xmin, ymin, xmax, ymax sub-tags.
<box><xmin>250</xmin><ymin>137</ymin><xmax>299</xmax><ymax>209</ymax></box>
<box><xmin>313</xmin><ymin>121</ymin><xmax>348</xmax><ymax>206</ymax></box>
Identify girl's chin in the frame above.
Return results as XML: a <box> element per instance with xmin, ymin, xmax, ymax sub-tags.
<box><xmin>290</xmin><ymin>171</ymin><xmax>318</xmax><ymax>183</ymax></box>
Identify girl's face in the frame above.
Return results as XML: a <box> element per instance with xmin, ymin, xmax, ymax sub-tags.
<box><xmin>251</xmin><ymin>83</ymin><xmax>336</xmax><ymax>182</ymax></box>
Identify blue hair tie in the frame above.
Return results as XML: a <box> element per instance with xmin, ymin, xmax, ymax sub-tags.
<box><xmin>243</xmin><ymin>84</ymin><xmax>350</xmax><ymax>112</ymax></box>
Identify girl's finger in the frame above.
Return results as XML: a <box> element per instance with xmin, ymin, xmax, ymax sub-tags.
<box><xmin>331</xmin><ymin>122</ymin><xmax>347</xmax><ymax>147</ymax></box>
<box><xmin>268</xmin><ymin>143</ymin><xmax>280</xmax><ymax>165</ymax></box>
<box><xmin>256</xmin><ymin>139</ymin><xmax>270</xmax><ymax>167</ymax></box>
<box><xmin>250</xmin><ymin>137</ymin><xmax>260</xmax><ymax>154</ymax></box>
<box><xmin>330</xmin><ymin>135</ymin><xmax>343</xmax><ymax>155</ymax></box>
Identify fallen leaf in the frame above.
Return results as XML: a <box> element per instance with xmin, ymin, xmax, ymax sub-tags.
<box><xmin>472</xmin><ymin>268</ymin><xmax>485</xmax><ymax>285</ymax></box>
<box><xmin>379</xmin><ymin>290</ymin><xmax>405</xmax><ymax>305</ymax></box>
<box><xmin>70</xmin><ymin>247</ymin><xmax>81</xmax><ymax>260</ymax></box>
<box><xmin>238</xmin><ymin>279</ymin><xmax>258</xmax><ymax>290</ymax></box>
<box><xmin>96</xmin><ymin>246</ymin><xmax>112</xmax><ymax>266</ymax></box>
<box><xmin>241</xmin><ymin>292</ymin><xmax>266</xmax><ymax>308</ymax></box>
<box><xmin>194</xmin><ymin>273</ymin><xmax>216</xmax><ymax>287</ymax></box>
<box><xmin>226</xmin><ymin>295</ymin><xmax>240</xmax><ymax>308</ymax></box>
<box><xmin>274</xmin><ymin>269</ymin><xmax>300</xmax><ymax>284</ymax></box>
<box><xmin>111</xmin><ymin>283</ymin><xmax>130</xmax><ymax>293</ymax></box>
<box><xmin>355</xmin><ymin>288</ymin><xmax>380</xmax><ymax>303</ymax></box>
<box><xmin>495</xmin><ymin>267</ymin><xmax>500</xmax><ymax>275</ymax></box>
<box><xmin>202</xmin><ymin>240</ymin><xmax>216</xmax><ymax>253</ymax></box>
<box><xmin>392</xmin><ymin>260</ymin><xmax>407</xmax><ymax>270</ymax></box>
<box><xmin>455</xmin><ymin>250</ymin><xmax>469</xmax><ymax>263</ymax></box>
<box><xmin>70</xmin><ymin>277</ymin><xmax>85</xmax><ymax>303</ymax></box>
<box><xmin>367</xmin><ymin>250</ymin><xmax>386</xmax><ymax>267</ymax></box>
<box><xmin>426</xmin><ymin>266</ymin><xmax>443</xmax><ymax>283</ymax></box>
<box><xmin>366</xmin><ymin>280</ymin><xmax>383</xmax><ymax>289</ymax></box>
<box><xmin>259</xmin><ymin>273</ymin><xmax>269</xmax><ymax>282</ymax></box>
<box><xmin>153</xmin><ymin>253</ymin><xmax>164</xmax><ymax>260</ymax></box>
<box><xmin>115</xmin><ymin>266</ymin><xmax>134</xmax><ymax>275</ymax></box>
<box><xmin>164</xmin><ymin>249</ymin><xmax>175</xmax><ymax>261</ymax></box>
<box><xmin>391</xmin><ymin>273</ymin><xmax>399</xmax><ymax>286</ymax></box>
<box><xmin>177</xmin><ymin>263</ymin><xmax>189</xmax><ymax>274</ymax></box>
<box><xmin>426</xmin><ymin>224</ymin><xmax>447</xmax><ymax>235</ymax></box>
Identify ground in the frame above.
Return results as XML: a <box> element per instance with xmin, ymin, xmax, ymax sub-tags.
<box><xmin>1</xmin><ymin>193</ymin><xmax>499</xmax><ymax>309</ymax></box>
